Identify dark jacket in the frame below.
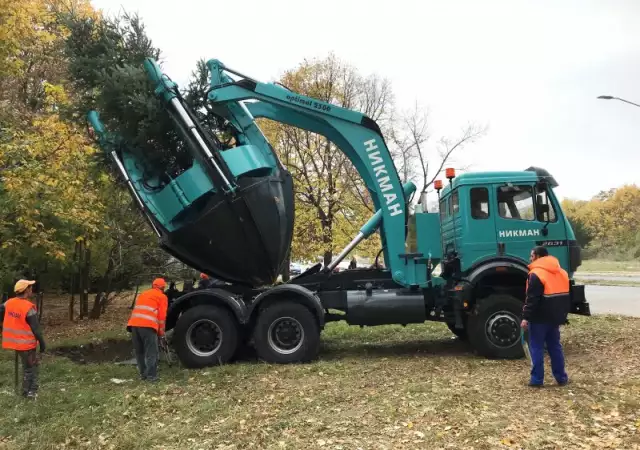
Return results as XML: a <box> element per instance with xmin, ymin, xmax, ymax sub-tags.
<box><xmin>523</xmin><ymin>256</ymin><xmax>571</xmax><ymax>325</ymax></box>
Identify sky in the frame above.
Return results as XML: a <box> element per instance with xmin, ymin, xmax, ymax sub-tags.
<box><xmin>91</xmin><ymin>0</ymin><xmax>640</xmax><ymax>201</ymax></box>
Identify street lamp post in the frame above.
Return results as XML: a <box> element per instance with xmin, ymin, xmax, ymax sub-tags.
<box><xmin>597</xmin><ymin>95</ymin><xmax>640</xmax><ymax>108</ymax></box>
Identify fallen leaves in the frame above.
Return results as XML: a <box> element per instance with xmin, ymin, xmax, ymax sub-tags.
<box><xmin>1</xmin><ymin>310</ymin><xmax>640</xmax><ymax>449</ymax></box>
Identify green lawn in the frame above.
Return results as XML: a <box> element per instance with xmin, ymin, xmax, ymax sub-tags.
<box><xmin>574</xmin><ymin>278</ymin><xmax>640</xmax><ymax>288</ymax></box>
<box><xmin>1</xmin><ymin>299</ymin><xmax>639</xmax><ymax>450</ymax></box>
<box><xmin>580</xmin><ymin>259</ymin><xmax>640</xmax><ymax>273</ymax></box>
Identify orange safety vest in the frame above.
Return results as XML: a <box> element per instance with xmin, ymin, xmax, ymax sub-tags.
<box><xmin>127</xmin><ymin>288</ymin><xmax>168</xmax><ymax>335</ymax></box>
<box><xmin>526</xmin><ymin>256</ymin><xmax>570</xmax><ymax>297</ymax></box>
<box><xmin>524</xmin><ymin>255</ymin><xmax>571</xmax><ymax>324</ymax></box>
<box><xmin>2</xmin><ymin>297</ymin><xmax>37</xmax><ymax>351</ymax></box>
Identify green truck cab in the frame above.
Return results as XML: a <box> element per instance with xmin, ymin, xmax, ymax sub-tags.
<box><xmin>439</xmin><ymin>167</ymin><xmax>580</xmax><ymax>275</ymax></box>
<box><xmin>423</xmin><ymin>167</ymin><xmax>589</xmax><ymax>355</ymax></box>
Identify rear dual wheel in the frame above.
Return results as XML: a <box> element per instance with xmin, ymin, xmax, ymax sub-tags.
<box><xmin>173</xmin><ymin>305</ymin><xmax>239</xmax><ymax>368</ymax></box>
<box><xmin>253</xmin><ymin>301</ymin><xmax>320</xmax><ymax>364</ymax></box>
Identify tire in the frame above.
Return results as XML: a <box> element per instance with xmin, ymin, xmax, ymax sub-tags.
<box><xmin>253</xmin><ymin>301</ymin><xmax>320</xmax><ymax>364</ymax></box>
<box><xmin>468</xmin><ymin>294</ymin><xmax>524</xmax><ymax>359</ymax></box>
<box><xmin>173</xmin><ymin>305</ymin><xmax>239</xmax><ymax>368</ymax></box>
<box><xmin>447</xmin><ymin>319</ymin><xmax>468</xmax><ymax>340</ymax></box>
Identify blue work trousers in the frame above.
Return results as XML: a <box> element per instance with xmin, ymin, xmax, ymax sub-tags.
<box><xmin>528</xmin><ymin>322</ymin><xmax>568</xmax><ymax>385</ymax></box>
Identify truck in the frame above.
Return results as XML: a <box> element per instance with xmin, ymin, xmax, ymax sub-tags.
<box><xmin>88</xmin><ymin>57</ymin><xmax>591</xmax><ymax>368</ymax></box>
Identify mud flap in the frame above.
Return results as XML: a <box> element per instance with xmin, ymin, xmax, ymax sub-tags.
<box><xmin>570</xmin><ymin>283</ymin><xmax>590</xmax><ymax>316</ymax></box>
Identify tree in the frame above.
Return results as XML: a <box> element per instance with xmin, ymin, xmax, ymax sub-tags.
<box><xmin>390</xmin><ymin>103</ymin><xmax>487</xmax><ymax>196</ymax></box>
<box><xmin>0</xmin><ymin>0</ymin><xmax>103</xmax><ymax>292</ymax></box>
<box><xmin>0</xmin><ymin>2</ymin><xmax>178</xmax><ymax>304</ymax></box>
<box><xmin>258</xmin><ymin>54</ymin><xmax>393</xmax><ymax>266</ymax></box>
<box><xmin>260</xmin><ymin>55</ymin><xmax>486</xmax><ymax>267</ymax></box>
<box><xmin>562</xmin><ymin>185</ymin><xmax>640</xmax><ymax>259</ymax></box>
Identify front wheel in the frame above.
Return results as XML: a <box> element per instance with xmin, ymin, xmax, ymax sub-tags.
<box><xmin>253</xmin><ymin>301</ymin><xmax>320</xmax><ymax>364</ymax></box>
<box><xmin>173</xmin><ymin>305</ymin><xmax>239</xmax><ymax>368</ymax></box>
<box><xmin>468</xmin><ymin>294</ymin><xmax>524</xmax><ymax>359</ymax></box>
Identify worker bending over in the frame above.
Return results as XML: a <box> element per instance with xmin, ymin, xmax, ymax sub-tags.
<box><xmin>127</xmin><ymin>278</ymin><xmax>168</xmax><ymax>382</ymax></box>
<box><xmin>521</xmin><ymin>246</ymin><xmax>570</xmax><ymax>387</ymax></box>
<box><xmin>1</xmin><ymin>280</ymin><xmax>46</xmax><ymax>399</ymax></box>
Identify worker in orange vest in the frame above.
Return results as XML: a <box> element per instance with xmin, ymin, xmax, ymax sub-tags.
<box><xmin>521</xmin><ymin>246</ymin><xmax>570</xmax><ymax>387</ymax></box>
<box><xmin>0</xmin><ymin>279</ymin><xmax>46</xmax><ymax>399</ymax></box>
<box><xmin>127</xmin><ymin>278</ymin><xmax>168</xmax><ymax>382</ymax></box>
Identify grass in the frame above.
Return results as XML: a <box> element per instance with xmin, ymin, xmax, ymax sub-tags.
<box><xmin>575</xmin><ymin>278</ymin><xmax>640</xmax><ymax>288</ymax></box>
<box><xmin>1</xmin><ymin>298</ymin><xmax>640</xmax><ymax>449</ymax></box>
<box><xmin>580</xmin><ymin>259</ymin><xmax>640</xmax><ymax>274</ymax></box>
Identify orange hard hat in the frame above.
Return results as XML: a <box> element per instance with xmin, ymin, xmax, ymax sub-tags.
<box><xmin>152</xmin><ymin>278</ymin><xmax>167</xmax><ymax>289</ymax></box>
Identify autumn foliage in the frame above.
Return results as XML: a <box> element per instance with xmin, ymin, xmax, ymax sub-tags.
<box><xmin>0</xmin><ymin>1</ymin><xmax>181</xmax><ymax>305</ymax></box>
<box><xmin>562</xmin><ymin>185</ymin><xmax>640</xmax><ymax>259</ymax></box>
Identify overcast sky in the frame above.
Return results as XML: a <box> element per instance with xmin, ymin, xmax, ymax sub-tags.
<box><xmin>92</xmin><ymin>0</ymin><xmax>640</xmax><ymax>200</ymax></box>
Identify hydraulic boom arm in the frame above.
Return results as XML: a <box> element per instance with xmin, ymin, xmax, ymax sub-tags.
<box><xmin>199</xmin><ymin>60</ymin><xmax>423</xmax><ymax>285</ymax></box>
<box><xmin>91</xmin><ymin>58</ymin><xmax>440</xmax><ymax>288</ymax></box>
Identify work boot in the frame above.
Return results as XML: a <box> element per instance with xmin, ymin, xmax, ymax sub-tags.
<box><xmin>557</xmin><ymin>378</ymin><xmax>569</xmax><ymax>387</ymax></box>
<box><xmin>25</xmin><ymin>391</ymin><xmax>37</xmax><ymax>400</ymax></box>
<box><xmin>528</xmin><ymin>381</ymin><xmax>543</xmax><ymax>388</ymax></box>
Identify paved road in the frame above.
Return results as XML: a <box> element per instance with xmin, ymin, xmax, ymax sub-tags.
<box><xmin>585</xmin><ymin>285</ymin><xmax>640</xmax><ymax>317</ymax></box>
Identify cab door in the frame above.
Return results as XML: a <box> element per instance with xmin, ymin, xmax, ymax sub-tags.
<box><xmin>464</xmin><ymin>186</ymin><xmax>497</xmax><ymax>267</ymax></box>
<box><xmin>493</xmin><ymin>183</ymin><xmax>566</xmax><ymax>264</ymax></box>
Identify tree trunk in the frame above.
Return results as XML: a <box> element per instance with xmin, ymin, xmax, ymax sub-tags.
<box><xmin>69</xmin><ymin>240</ymin><xmax>79</xmax><ymax>321</ymax></box>
<box><xmin>90</xmin><ymin>249</ymin><xmax>114</xmax><ymax>319</ymax></box>
<box><xmin>78</xmin><ymin>241</ymin><xmax>85</xmax><ymax>318</ymax></box>
<box><xmin>101</xmin><ymin>278</ymin><xmax>114</xmax><ymax>314</ymax></box>
<box><xmin>79</xmin><ymin>244</ymin><xmax>91</xmax><ymax>319</ymax></box>
<box><xmin>89</xmin><ymin>292</ymin><xmax>103</xmax><ymax>320</ymax></box>
<box><xmin>323</xmin><ymin>250</ymin><xmax>333</xmax><ymax>268</ymax></box>
<box><xmin>321</xmin><ymin>217</ymin><xmax>333</xmax><ymax>267</ymax></box>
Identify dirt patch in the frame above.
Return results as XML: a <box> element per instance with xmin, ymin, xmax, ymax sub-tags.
<box><xmin>52</xmin><ymin>338</ymin><xmax>133</xmax><ymax>364</ymax></box>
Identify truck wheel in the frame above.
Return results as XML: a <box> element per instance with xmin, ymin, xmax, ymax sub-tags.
<box><xmin>253</xmin><ymin>301</ymin><xmax>320</xmax><ymax>364</ymax></box>
<box><xmin>468</xmin><ymin>294</ymin><xmax>524</xmax><ymax>359</ymax></box>
<box><xmin>173</xmin><ymin>305</ymin><xmax>239</xmax><ymax>368</ymax></box>
<box><xmin>447</xmin><ymin>319</ymin><xmax>468</xmax><ymax>340</ymax></box>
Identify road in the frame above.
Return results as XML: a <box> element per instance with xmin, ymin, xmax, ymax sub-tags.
<box><xmin>585</xmin><ymin>285</ymin><xmax>640</xmax><ymax>317</ymax></box>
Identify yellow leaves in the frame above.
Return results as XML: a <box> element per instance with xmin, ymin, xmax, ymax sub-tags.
<box><xmin>1</xmin><ymin>111</ymin><xmax>104</xmax><ymax>260</ymax></box>
<box><xmin>564</xmin><ymin>184</ymin><xmax>640</xmax><ymax>254</ymax></box>
<box><xmin>43</xmin><ymin>82</ymin><xmax>69</xmax><ymax>108</ymax></box>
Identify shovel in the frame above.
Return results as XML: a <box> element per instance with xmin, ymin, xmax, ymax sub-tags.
<box><xmin>160</xmin><ymin>336</ymin><xmax>172</xmax><ymax>367</ymax></box>
<box><xmin>14</xmin><ymin>351</ymin><xmax>19</xmax><ymax>395</ymax></box>
<box><xmin>521</xmin><ymin>329</ymin><xmax>532</xmax><ymax>365</ymax></box>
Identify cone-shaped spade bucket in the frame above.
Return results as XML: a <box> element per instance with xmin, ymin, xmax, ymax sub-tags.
<box><xmin>88</xmin><ymin>61</ymin><xmax>294</xmax><ymax>287</ymax></box>
<box><xmin>158</xmin><ymin>167</ymin><xmax>295</xmax><ymax>287</ymax></box>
